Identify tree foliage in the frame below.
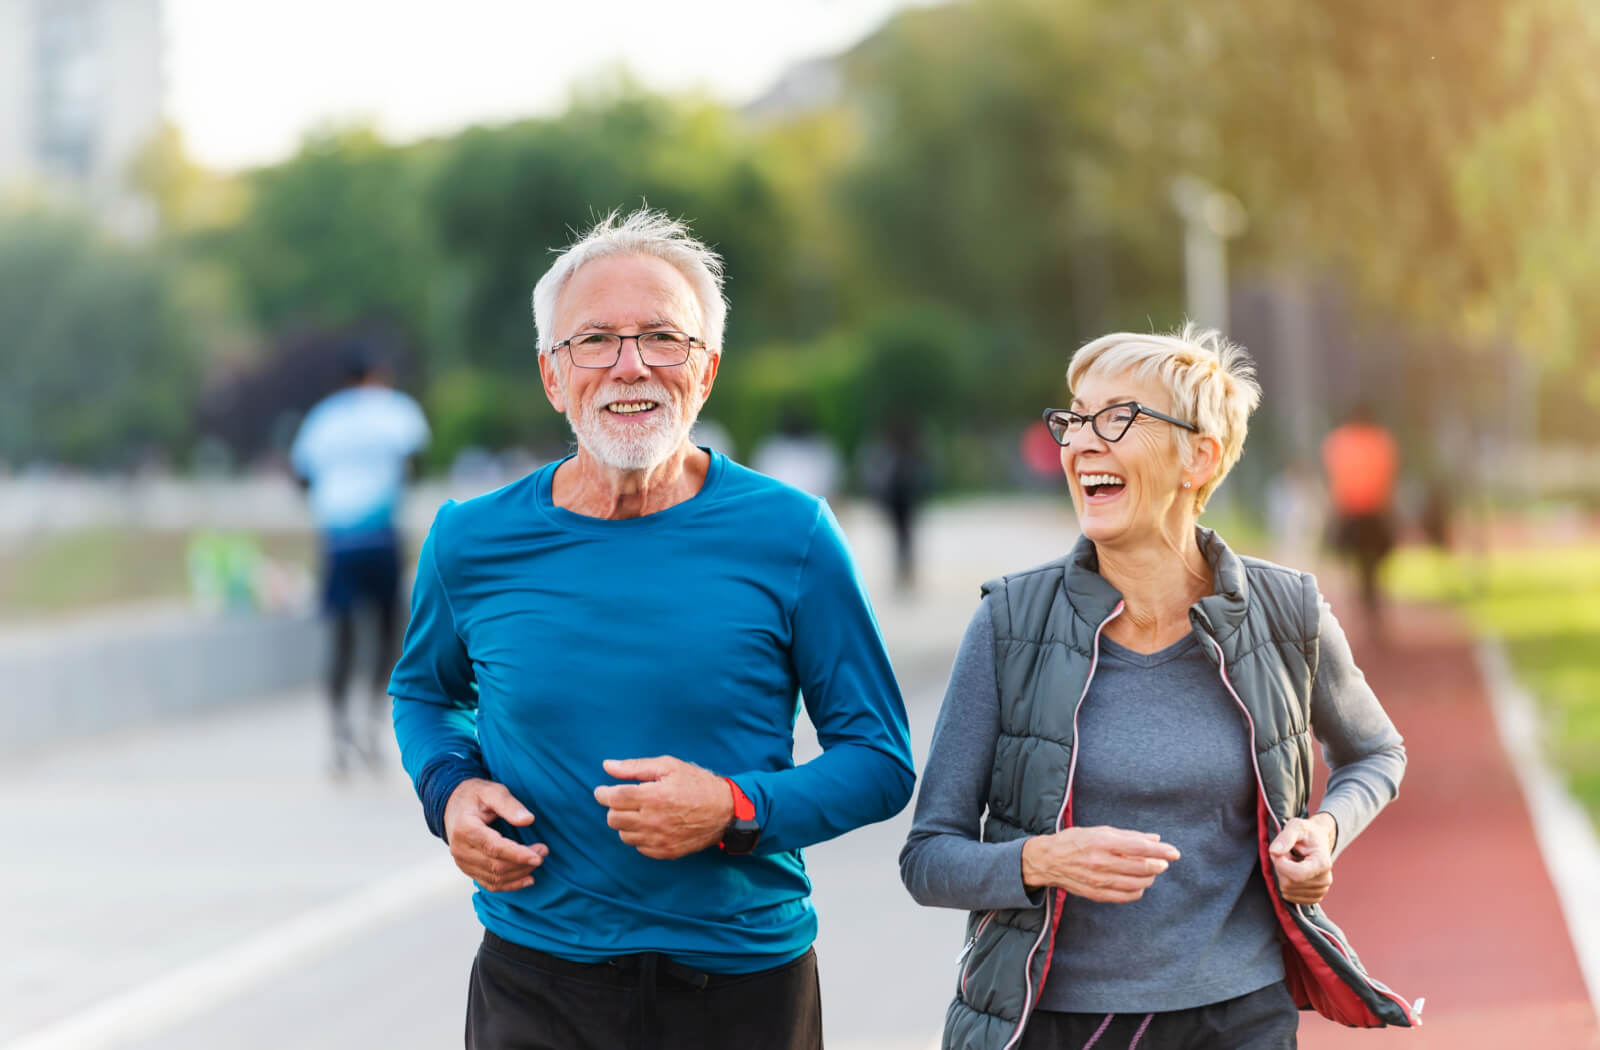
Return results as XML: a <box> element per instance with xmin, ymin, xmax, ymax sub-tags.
<box><xmin>424</xmin><ymin>88</ymin><xmax>807</xmax><ymax>375</ymax></box>
<box><xmin>215</xmin><ymin>125</ymin><xmax>437</xmax><ymax>340</ymax></box>
<box><xmin>0</xmin><ymin>210</ymin><xmax>197</xmax><ymax>466</ymax></box>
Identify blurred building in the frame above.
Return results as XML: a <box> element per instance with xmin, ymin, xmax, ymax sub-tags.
<box><xmin>0</xmin><ymin>0</ymin><xmax>164</xmax><ymax>236</ymax></box>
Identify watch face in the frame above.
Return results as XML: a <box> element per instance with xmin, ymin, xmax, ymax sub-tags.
<box><xmin>721</xmin><ymin>818</ymin><xmax>761</xmax><ymax>855</ymax></box>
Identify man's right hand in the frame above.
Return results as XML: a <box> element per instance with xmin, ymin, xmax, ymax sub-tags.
<box><xmin>1021</xmin><ymin>825</ymin><xmax>1180</xmax><ymax>903</ymax></box>
<box><xmin>442</xmin><ymin>778</ymin><xmax>548</xmax><ymax>892</ymax></box>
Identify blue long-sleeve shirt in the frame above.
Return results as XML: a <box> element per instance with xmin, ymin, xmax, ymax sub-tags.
<box><xmin>390</xmin><ymin>451</ymin><xmax>915</xmax><ymax>972</ymax></box>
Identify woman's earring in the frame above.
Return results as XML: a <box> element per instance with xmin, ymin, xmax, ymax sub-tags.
<box><xmin>1183</xmin><ymin>481</ymin><xmax>1192</xmax><ymax>489</ymax></box>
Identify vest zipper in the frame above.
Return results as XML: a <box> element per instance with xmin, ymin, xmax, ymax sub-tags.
<box><xmin>1000</xmin><ymin>600</ymin><xmax>1124</xmax><ymax>1050</ymax></box>
<box><xmin>1203</xmin><ymin>634</ymin><xmax>1419</xmax><ymax>1024</ymax></box>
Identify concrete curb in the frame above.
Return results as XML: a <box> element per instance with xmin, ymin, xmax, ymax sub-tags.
<box><xmin>1476</xmin><ymin>637</ymin><xmax>1600</xmax><ymax>1016</ymax></box>
<box><xmin>1</xmin><ymin>608</ymin><xmax>326</xmax><ymax>757</ymax></box>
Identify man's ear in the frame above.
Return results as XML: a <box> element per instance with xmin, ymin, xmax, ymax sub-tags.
<box><xmin>697</xmin><ymin>350</ymin><xmax>722</xmax><ymax>401</ymax></box>
<box><xmin>539</xmin><ymin>351</ymin><xmax>567</xmax><ymax>413</ymax></box>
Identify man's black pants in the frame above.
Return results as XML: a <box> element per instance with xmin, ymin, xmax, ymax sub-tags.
<box><xmin>466</xmin><ymin>931</ymin><xmax>824</xmax><ymax>1050</ymax></box>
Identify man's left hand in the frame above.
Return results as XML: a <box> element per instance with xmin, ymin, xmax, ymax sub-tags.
<box><xmin>1269</xmin><ymin>812</ymin><xmax>1337</xmax><ymax>905</ymax></box>
<box><xmin>593</xmin><ymin>756</ymin><xmax>736</xmax><ymax>860</ymax></box>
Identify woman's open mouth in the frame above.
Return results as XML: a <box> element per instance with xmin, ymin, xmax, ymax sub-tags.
<box><xmin>1078</xmin><ymin>472</ymin><xmax>1126</xmax><ymax>500</ymax></box>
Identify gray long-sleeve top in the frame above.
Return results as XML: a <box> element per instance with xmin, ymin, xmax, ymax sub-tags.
<box><xmin>900</xmin><ymin>595</ymin><xmax>1407</xmax><ymax>1012</ymax></box>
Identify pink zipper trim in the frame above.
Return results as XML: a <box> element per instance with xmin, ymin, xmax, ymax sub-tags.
<box><xmin>1000</xmin><ymin>600</ymin><xmax>1124</xmax><ymax>1050</ymax></box>
<box><xmin>1206</xmin><ymin>636</ymin><xmax>1418</xmax><ymax>1025</ymax></box>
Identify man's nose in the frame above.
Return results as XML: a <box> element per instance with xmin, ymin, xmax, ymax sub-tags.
<box><xmin>609</xmin><ymin>335</ymin><xmax>653</xmax><ymax>379</ymax></box>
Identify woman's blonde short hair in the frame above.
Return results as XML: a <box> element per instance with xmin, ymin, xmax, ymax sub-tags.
<box><xmin>1066</xmin><ymin>323</ymin><xmax>1262</xmax><ymax>512</ymax></box>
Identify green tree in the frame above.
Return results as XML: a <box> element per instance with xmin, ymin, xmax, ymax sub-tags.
<box><xmin>828</xmin><ymin>0</ymin><xmax>1188</xmax><ymax>427</ymax></box>
<box><xmin>425</xmin><ymin>87</ymin><xmax>806</xmax><ymax>374</ymax></box>
<box><xmin>215</xmin><ymin>125</ymin><xmax>437</xmax><ymax>340</ymax></box>
<box><xmin>828</xmin><ymin>0</ymin><xmax>1598</xmax><ymax>444</ymax></box>
<box><xmin>0</xmin><ymin>209</ymin><xmax>198</xmax><ymax>465</ymax></box>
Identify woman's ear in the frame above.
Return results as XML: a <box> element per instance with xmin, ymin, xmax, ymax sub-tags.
<box><xmin>1187</xmin><ymin>434</ymin><xmax>1224</xmax><ymax>488</ymax></box>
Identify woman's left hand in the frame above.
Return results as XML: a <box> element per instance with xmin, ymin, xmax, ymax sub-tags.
<box><xmin>1269</xmin><ymin>813</ymin><xmax>1338</xmax><ymax>905</ymax></box>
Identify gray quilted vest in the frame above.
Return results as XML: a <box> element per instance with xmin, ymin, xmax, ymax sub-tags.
<box><xmin>943</xmin><ymin>528</ymin><xmax>1420</xmax><ymax>1050</ymax></box>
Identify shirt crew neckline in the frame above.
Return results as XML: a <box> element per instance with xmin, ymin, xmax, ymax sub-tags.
<box><xmin>1097</xmin><ymin>631</ymin><xmax>1201</xmax><ymax>668</ymax></box>
<box><xmin>534</xmin><ymin>446</ymin><xmax>726</xmax><ymax>533</ymax></box>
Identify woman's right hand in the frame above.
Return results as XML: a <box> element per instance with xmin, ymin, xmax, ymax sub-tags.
<box><xmin>1021</xmin><ymin>826</ymin><xmax>1180</xmax><ymax>902</ymax></box>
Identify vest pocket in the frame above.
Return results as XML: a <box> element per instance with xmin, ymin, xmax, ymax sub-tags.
<box><xmin>957</xmin><ymin>910</ymin><xmax>996</xmax><ymax>994</ymax></box>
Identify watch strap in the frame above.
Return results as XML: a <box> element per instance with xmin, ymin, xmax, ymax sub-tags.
<box><xmin>724</xmin><ymin>777</ymin><xmax>755</xmax><ymax>821</ymax></box>
<box><xmin>719</xmin><ymin>777</ymin><xmax>760</xmax><ymax>854</ymax></box>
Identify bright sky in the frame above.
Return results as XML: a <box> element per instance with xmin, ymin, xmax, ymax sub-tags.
<box><xmin>164</xmin><ymin>0</ymin><xmax>934</xmax><ymax>171</ymax></box>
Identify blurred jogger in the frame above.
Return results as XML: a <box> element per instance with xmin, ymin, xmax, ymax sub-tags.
<box><xmin>1321</xmin><ymin>404</ymin><xmax>1400</xmax><ymax>639</ymax></box>
<box><xmin>290</xmin><ymin>350</ymin><xmax>430</xmax><ymax>777</ymax></box>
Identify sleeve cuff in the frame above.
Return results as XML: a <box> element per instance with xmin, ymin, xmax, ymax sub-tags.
<box><xmin>417</xmin><ymin>751</ymin><xmax>489</xmax><ymax>841</ymax></box>
<box><xmin>1316</xmin><ymin>803</ymin><xmax>1350</xmax><ymax>860</ymax></box>
<box><xmin>726</xmin><ymin>773</ymin><xmax>769</xmax><ymax>838</ymax></box>
<box><xmin>1005</xmin><ymin>837</ymin><xmax>1048</xmax><ymax>910</ymax></box>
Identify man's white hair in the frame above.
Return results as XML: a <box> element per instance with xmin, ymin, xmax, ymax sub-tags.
<box><xmin>531</xmin><ymin>207</ymin><xmax>728</xmax><ymax>355</ymax></box>
<box><xmin>1066</xmin><ymin>322</ymin><xmax>1263</xmax><ymax>513</ymax></box>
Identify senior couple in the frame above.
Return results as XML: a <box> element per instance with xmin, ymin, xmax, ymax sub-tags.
<box><xmin>390</xmin><ymin>209</ymin><xmax>1417</xmax><ymax>1050</ymax></box>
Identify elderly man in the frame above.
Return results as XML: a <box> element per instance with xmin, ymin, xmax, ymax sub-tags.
<box><xmin>390</xmin><ymin>208</ymin><xmax>915</xmax><ymax>1050</ymax></box>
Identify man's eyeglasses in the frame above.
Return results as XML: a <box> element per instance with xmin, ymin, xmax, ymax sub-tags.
<box><xmin>1041</xmin><ymin>402</ymin><xmax>1199</xmax><ymax>445</ymax></box>
<box><xmin>551</xmin><ymin>330</ymin><xmax>705</xmax><ymax>369</ymax></box>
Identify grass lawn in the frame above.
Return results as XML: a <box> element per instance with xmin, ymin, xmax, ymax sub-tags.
<box><xmin>0</xmin><ymin>528</ymin><xmax>316</xmax><ymax>621</ymax></box>
<box><xmin>1387</xmin><ymin>542</ymin><xmax>1600</xmax><ymax>827</ymax></box>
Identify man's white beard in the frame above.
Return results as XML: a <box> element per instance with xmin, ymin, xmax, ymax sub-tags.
<box><xmin>565</xmin><ymin>379</ymin><xmax>701</xmax><ymax>471</ymax></box>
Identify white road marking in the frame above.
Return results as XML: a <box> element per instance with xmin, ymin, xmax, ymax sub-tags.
<box><xmin>1478</xmin><ymin>639</ymin><xmax>1600</xmax><ymax>1015</ymax></box>
<box><xmin>3</xmin><ymin>856</ymin><xmax>463</xmax><ymax>1050</ymax></box>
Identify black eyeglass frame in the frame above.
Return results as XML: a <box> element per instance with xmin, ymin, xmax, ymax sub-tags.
<box><xmin>1041</xmin><ymin>402</ymin><xmax>1199</xmax><ymax>445</ymax></box>
<box><xmin>549</xmin><ymin>330</ymin><xmax>707</xmax><ymax>369</ymax></box>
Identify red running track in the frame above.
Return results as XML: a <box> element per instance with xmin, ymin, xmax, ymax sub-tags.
<box><xmin>1297</xmin><ymin>597</ymin><xmax>1599</xmax><ymax>1049</ymax></box>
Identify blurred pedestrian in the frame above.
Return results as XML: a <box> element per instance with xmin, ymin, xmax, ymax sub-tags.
<box><xmin>1419</xmin><ymin>476</ymin><xmax>1453</xmax><ymax>552</ymax></box>
<box><xmin>751</xmin><ymin>406</ymin><xmax>843</xmax><ymax>502</ymax></box>
<box><xmin>902</xmin><ymin>326</ymin><xmax>1417</xmax><ymax>1049</ymax></box>
<box><xmin>290</xmin><ymin>350</ymin><xmax>429</xmax><ymax>777</ymax></box>
<box><xmin>388</xmin><ymin>208</ymin><xmax>913</xmax><ymax>1050</ymax></box>
<box><xmin>1321</xmin><ymin>403</ymin><xmax>1399</xmax><ymax>636</ymax></box>
<box><xmin>860</xmin><ymin>416</ymin><xmax>932</xmax><ymax>594</ymax></box>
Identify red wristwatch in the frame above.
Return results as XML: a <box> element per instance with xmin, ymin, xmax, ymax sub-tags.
<box><xmin>719</xmin><ymin>777</ymin><xmax>761</xmax><ymax>854</ymax></box>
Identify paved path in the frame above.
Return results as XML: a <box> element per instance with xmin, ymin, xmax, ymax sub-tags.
<box><xmin>5</xmin><ymin>499</ymin><xmax>1597</xmax><ymax>1048</ymax></box>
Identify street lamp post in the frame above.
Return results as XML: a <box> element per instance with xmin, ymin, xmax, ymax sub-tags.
<box><xmin>1171</xmin><ymin>175</ymin><xmax>1319</xmax><ymax>463</ymax></box>
<box><xmin>1169</xmin><ymin>174</ymin><xmax>1247</xmax><ymax>334</ymax></box>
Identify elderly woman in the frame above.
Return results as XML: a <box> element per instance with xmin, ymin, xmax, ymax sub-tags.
<box><xmin>901</xmin><ymin>327</ymin><xmax>1420</xmax><ymax>1050</ymax></box>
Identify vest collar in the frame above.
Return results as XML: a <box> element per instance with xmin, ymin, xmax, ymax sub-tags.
<box><xmin>1063</xmin><ymin>526</ymin><xmax>1251</xmax><ymax>639</ymax></box>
